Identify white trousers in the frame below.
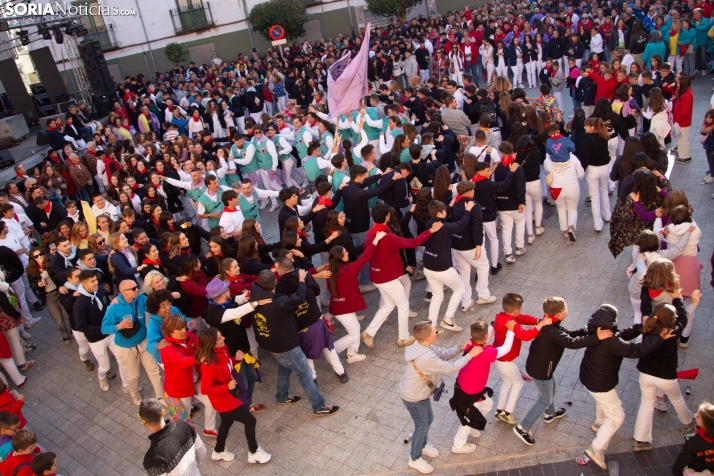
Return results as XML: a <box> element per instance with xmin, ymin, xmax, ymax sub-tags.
<box><xmin>483</xmin><ymin>221</ymin><xmax>499</xmax><ymax>268</ymax></box>
<box><xmin>179</xmin><ymin>380</ymin><xmax>218</xmax><ymax>432</ymax></box>
<box><xmin>365</xmin><ymin>278</ymin><xmax>411</xmax><ymax>340</ymax></box>
<box><xmin>453</xmin><ymin>396</ymin><xmax>493</xmax><ymax>448</ymax></box>
<box><xmin>424</xmin><ymin>267</ymin><xmax>465</xmax><ymax>324</ymax></box>
<box><xmin>10</xmin><ymin>277</ymin><xmax>37</xmax><ymax>325</ymax></box>
<box><xmin>631</xmin><ymin>297</ymin><xmax>643</xmax><ymax>325</ymax></box>
<box><xmin>4</xmin><ymin>327</ymin><xmax>25</xmax><ymax>367</ymax></box>
<box><xmin>495</xmin><ymin>360</ymin><xmax>523</xmax><ymax>414</ymax></box>
<box><xmin>282</xmin><ymin>157</ymin><xmax>307</xmax><ymax>190</ymax></box>
<box><xmin>681</xmin><ymin>300</ymin><xmax>698</xmax><ymax>338</ymax></box>
<box><xmin>235</xmin><ymin>116</ymin><xmax>246</xmax><ymax>134</ymax></box>
<box><xmin>369</xmin><ymin>139</ymin><xmax>383</xmax><ymax>161</ymax></box>
<box><xmin>555</xmin><ymin>184</ymin><xmax>580</xmax><ymax>231</ymax></box>
<box><xmin>418</xmin><ymin>69</ymin><xmax>430</xmax><ymax>83</ymax></box>
<box><xmin>499</xmin><ymin>210</ymin><xmax>525</xmax><ymax>255</ymax></box>
<box><xmin>525</xmin><ymin>180</ymin><xmax>543</xmax><ymax>235</ymax></box>
<box><xmin>275</xmin><ymin>95</ymin><xmax>287</xmax><ymax>112</ymax></box>
<box><xmin>675</xmin><ymin>125</ymin><xmax>691</xmax><ymax>159</ymax></box>
<box><xmin>589</xmin><ymin>388</ymin><xmax>626</xmax><ymax>453</ymax></box>
<box><xmin>668</xmin><ymin>55</ymin><xmax>684</xmax><ymax>73</ymax></box>
<box><xmin>72</xmin><ymin>329</ymin><xmax>92</xmax><ymax>362</ymax></box>
<box><xmin>525</xmin><ymin>61</ymin><xmax>537</xmax><ymax>87</ymax></box>
<box><xmin>452</xmin><ymin>247</ymin><xmax>491</xmax><ymax>303</ymax></box>
<box><xmin>0</xmin><ymin>357</ymin><xmax>24</xmax><ymax>386</ymax></box>
<box><xmin>307</xmin><ymin>347</ymin><xmax>345</xmax><ymax>379</ymax></box>
<box><xmin>585</xmin><ymin>164</ymin><xmax>611</xmax><ymax>230</ymax></box>
<box><xmin>553</xmin><ymin>92</ymin><xmax>564</xmax><ymax>111</ymax></box>
<box><xmin>249</xmin><ymin>112</ymin><xmax>263</xmax><ymax>125</ymax></box>
<box><xmin>333</xmin><ymin>312</ymin><xmax>361</xmax><ymax>356</ymax></box>
<box><xmin>485</xmin><ymin>62</ymin><xmax>495</xmax><ymax>85</ymax></box>
<box><xmin>88</xmin><ymin>335</ymin><xmax>120</xmax><ymax>381</ymax></box>
<box><xmin>257</xmin><ymin>169</ymin><xmax>283</xmax><ymax>193</ymax></box>
<box><xmin>633</xmin><ymin>373</ymin><xmax>693</xmax><ymax>443</ymax></box>
<box><xmin>607</xmin><ymin>137</ymin><xmax>618</xmax><ymax>191</ymax></box>
<box><xmin>510</xmin><ymin>61</ymin><xmax>523</xmax><ymax>85</ymax></box>
<box><xmin>495</xmin><ymin>63</ymin><xmax>509</xmax><ymax>77</ymax></box>
<box><xmin>113</xmin><ymin>339</ymin><xmax>164</xmax><ymax>398</ymax></box>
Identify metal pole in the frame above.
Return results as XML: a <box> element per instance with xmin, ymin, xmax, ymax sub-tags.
<box><xmin>132</xmin><ymin>0</ymin><xmax>158</xmax><ymax>75</ymax></box>
<box><xmin>142</xmin><ymin>51</ymin><xmax>152</xmax><ymax>78</ymax></box>
<box><xmin>346</xmin><ymin>0</ymin><xmax>355</xmax><ymax>37</ymax></box>
<box><xmin>240</xmin><ymin>0</ymin><xmax>255</xmax><ymax>49</ymax></box>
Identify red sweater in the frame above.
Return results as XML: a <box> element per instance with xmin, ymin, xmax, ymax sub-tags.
<box><xmin>0</xmin><ymin>391</ymin><xmax>26</xmax><ymax>428</ymax></box>
<box><xmin>0</xmin><ymin>453</ymin><xmax>34</xmax><ymax>476</ymax></box>
<box><xmin>159</xmin><ymin>333</ymin><xmax>200</xmax><ymax>399</ymax></box>
<box><xmin>492</xmin><ymin>312</ymin><xmax>539</xmax><ymax>362</ymax></box>
<box><xmin>226</xmin><ymin>274</ymin><xmax>257</xmax><ymax>296</ymax></box>
<box><xmin>200</xmin><ymin>346</ymin><xmax>242</xmax><ymax>413</ymax></box>
<box><xmin>673</xmin><ymin>89</ymin><xmax>694</xmax><ymax>127</ymax></box>
<box><xmin>328</xmin><ymin>243</ymin><xmax>376</xmax><ymax>316</ymax></box>
<box><xmin>365</xmin><ymin>226</ymin><xmax>432</xmax><ymax>284</ymax></box>
<box><xmin>591</xmin><ymin>71</ymin><xmax>617</xmax><ymax>102</ymax></box>
<box><xmin>180</xmin><ymin>272</ymin><xmax>209</xmax><ymax>318</ymax></box>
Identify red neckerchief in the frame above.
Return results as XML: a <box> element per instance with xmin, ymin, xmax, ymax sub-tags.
<box><xmin>168</xmin><ymin>224</ymin><xmax>175</xmax><ymax>232</ymax></box>
<box><xmin>317</xmin><ymin>196</ymin><xmax>333</xmax><ymax>207</ymax></box>
<box><xmin>143</xmin><ymin>257</ymin><xmax>160</xmax><ymax>266</ymax></box>
<box><xmin>278</xmin><ymin>123</ymin><xmax>288</xmax><ymax>131</ymax></box>
<box><xmin>133</xmin><ymin>242</ymin><xmax>142</xmax><ymax>251</ymax></box>
<box><xmin>372</xmin><ymin>223</ymin><xmax>391</xmax><ymax>233</ymax></box>
<box><xmin>168</xmin><ymin>105</ymin><xmax>175</xmax><ymax>112</ymax></box>
<box><xmin>298</xmin><ymin>231</ymin><xmax>310</xmax><ymax>239</ymax></box>
<box><xmin>227</xmin><ymin>274</ymin><xmax>245</xmax><ymax>284</ymax></box>
<box><xmin>309</xmin><ymin>120</ymin><xmax>318</xmax><ymax>128</ymax></box>
<box><xmin>152</xmin><ymin>218</ymin><xmax>159</xmax><ymax>226</ymax></box>
<box><xmin>86</xmin><ymin>150</ymin><xmax>96</xmax><ymax>157</ymax></box>
<box><xmin>472</xmin><ymin>174</ymin><xmax>488</xmax><ymax>183</ymax></box>
<box><xmin>544</xmin><ymin>313</ymin><xmax>560</xmax><ymax>324</ymax></box>
<box><xmin>501</xmin><ymin>155</ymin><xmax>515</xmax><ymax>167</ymax></box>
<box><xmin>43</xmin><ymin>201</ymin><xmax>52</xmax><ymax>214</ymax></box>
<box><xmin>15</xmin><ymin>173</ymin><xmax>25</xmax><ymax>179</ymax></box>
<box><xmin>132</xmin><ymin>183</ymin><xmax>140</xmax><ymax>191</ymax></box>
<box><xmin>550</xmin><ymin>134</ymin><xmax>564</xmax><ymax>140</ymax></box>
<box><xmin>12</xmin><ymin>215</ymin><xmax>19</xmax><ymax>222</ymax></box>
<box><xmin>454</xmin><ymin>195</ymin><xmax>471</xmax><ymax>203</ymax></box>
<box><xmin>156</xmin><ymin>169</ymin><xmax>165</xmax><ymax>176</ymax></box>
<box><xmin>192</xmin><ymin>116</ymin><xmax>200</xmax><ymax>122</ymax></box>
<box><xmin>224</xmin><ymin>207</ymin><xmax>237</xmax><ymax>213</ymax></box>
<box><xmin>180</xmin><ymin>248</ymin><xmax>191</xmax><ymax>255</ymax></box>
<box><xmin>648</xmin><ymin>289</ymin><xmax>665</xmax><ymax>299</ymax></box>
<box><xmin>697</xmin><ymin>427</ymin><xmax>714</xmax><ymax>443</ymax></box>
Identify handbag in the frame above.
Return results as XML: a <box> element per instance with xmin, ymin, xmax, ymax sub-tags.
<box><xmin>411</xmin><ymin>360</ymin><xmax>448</xmax><ymax>402</ymax></box>
<box><xmin>118</xmin><ymin>300</ymin><xmax>141</xmax><ymax>339</ymax></box>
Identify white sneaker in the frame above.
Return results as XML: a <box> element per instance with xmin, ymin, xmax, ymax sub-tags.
<box><xmin>654</xmin><ymin>398</ymin><xmax>668</xmax><ymax>412</ymax></box>
<box><xmin>408</xmin><ymin>457</ymin><xmax>434</xmax><ymax>474</ymax></box>
<box><xmin>440</xmin><ymin>319</ymin><xmax>463</xmax><ymax>332</ymax></box>
<box><xmin>212</xmin><ymin>450</ymin><xmax>236</xmax><ymax>462</ymax></box>
<box><xmin>20</xmin><ymin>330</ymin><xmax>31</xmax><ymax>341</ymax></box>
<box><xmin>268</xmin><ymin>201</ymin><xmax>280</xmax><ymax>212</ymax></box>
<box><xmin>704</xmin><ymin>176</ymin><xmax>714</xmax><ymax>184</ymax></box>
<box><xmin>527</xmin><ymin>234</ymin><xmax>535</xmax><ymax>244</ymax></box>
<box><xmin>451</xmin><ymin>443</ymin><xmax>477</xmax><ymax>454</ymax></box>
<box><xmin>505</xmin><ymin>254</ymin><xmax>516</xmax><ymax>263</ymax></box>
<box><xmin>421</xmin><ymin>444</ymin><xmax>440</xmax><ymax>458</ymax></box>
<box><xmin>99</xmin><ymin>378</ymin><xmax>109</xmax><ymax>392</ymax></box>
<box><xmin>535</xmin><ymin>226</ymin><xmax>545</xmax><ymax>236</ymax></box>
<box><xmin>460</xmin><ymin>300</ymin><xmax>475</xmax><ymax>313</ymax></box>
<box><xmin>248</xmin><ymin>447</ymin><xmax>271</xmax><ymax>464</ymax></box>
<box><xmin>259</xmin><ymin>200</ymin><xmax>268</xmax><ymax>210</ymax></box>
<box><xmin>359</xmin><ymin>284</ymin><xmax>377</xmax><ymax>294</ymax></box>
<box><xmin>346</xmin><ymin>353</ymin><xmax>366</xmax><ymax>363</ymax></box>
<box><xmin>24</xmin><ymin>317</ymin><xmax>42</xmax><ymax>329</ymax></box>
<box><xmin>476</xmin><ymin>296</ymin><xmax>497</xmax><ymax>305</ymax></box>
<box><xmin>470</xmin><ymin>428</ymin><xmax>482</xmax><ymax>438</ymax></box>
<box><xmin>514</xmin><ymin>247</ymin><xmax>526</xmax><ymax>256</ymax></box>
<box><xmin>409</xmin><ymin>310</ymin><xmax>418</xmax><ymax>319</ymax></box>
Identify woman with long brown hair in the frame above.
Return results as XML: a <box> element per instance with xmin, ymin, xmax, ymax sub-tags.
<box><xmin>26</xmin><ymin>247</ymin><xmax>71</xmax><ymax>344</ymax></box>
<box><xmin>236</xmin><ymin>235</ymin><xmax>274</xmax><ymax>276</ymax></box>
<box><xmin>70</xmin><ymin>221</ymin><xmax>89</xmax><ymax>249</ymax></box>
<box><xmin>327</xmin><ymin>231</ymin><xmax>385</xmax><ymax>363</ymax></box>
<box><xmin>240</xmin><ymin>218</ymin><xmax>281</xmax><ymax>263</ymax></box>
<box><xmin>642</xmin><ymin>87</ymin><xmax>671</xmax><ymax>149</ymax></box>
<box><xmin>672</xmin><ymin>75</ymin><xmax>693</xmax><ymax>163</ymax></box>
<box><xmin>580</xmin><ymin>118</ymin><xmax>614</xmax><ymax>231</ymax></box>
<box><xmin>177</xmin><ymin>257</ymin><xmax>208</xmax><ymax>318</ymax></box>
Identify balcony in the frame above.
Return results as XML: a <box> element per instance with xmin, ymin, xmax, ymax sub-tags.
<box><xmin>170</xmin><ymin>2</ymin><xmax>215</xmax><ymax>35</ymax></box>
<box><xmin>83</xmin><ymin>24</ymin><xmax>118</xmax><ymax>52</ymax></box>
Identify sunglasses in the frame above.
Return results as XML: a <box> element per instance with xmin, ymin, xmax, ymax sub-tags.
<box><xmin>96</xmin><ymin>240</ymin><xmax>104</xmax><ymax>245</ymax></box>
<box><xmin>123</xmin><ymin>286</ymin><xmax>139</xmax><ymax>292</ymax></box>
<box><xmin>32</xmin><ymin>254</ymin><xmax>42</xmax><ymax>258</ymax></box>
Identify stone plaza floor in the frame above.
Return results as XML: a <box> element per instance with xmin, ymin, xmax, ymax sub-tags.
<box><xmin>15</xmin><ymin>77</ymin><xmax>714</xmax><ymax>476</ymax></box>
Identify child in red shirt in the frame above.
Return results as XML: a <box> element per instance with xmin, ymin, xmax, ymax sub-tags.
<box><xmin>0</xmin><ymin>430</ymin><xmax>38</xmax><ymax>476</ymax></box>
<box><xmin>31</xmin><ymin>451</ymin><xmax>58</xmax><ymax>476</ymax></box>
<box><xmin>0</xmin><ymin>381</ymin><xmax>26</xmax><ymax>429</ymax></box>
<box><xmin>492</xmin><ymin>294</ymin><xmax>551</xmax><ymax>424</ymax></box>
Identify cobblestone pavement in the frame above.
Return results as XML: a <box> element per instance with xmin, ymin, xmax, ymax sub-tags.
<box><xmin>16</xmin><ymin>77</ymin><xmax>714</xmax><ymax>476</ymax></box>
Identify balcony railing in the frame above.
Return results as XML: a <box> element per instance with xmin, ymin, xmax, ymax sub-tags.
<box><xmin>83</xmin><ymin>24</ymin><xmax>118</xmax><ymax>52</ymax></box>
<box><xmin>170</xmin><ymin>2</ymin><xmax>215</xmax><ymax>35</ymax></box>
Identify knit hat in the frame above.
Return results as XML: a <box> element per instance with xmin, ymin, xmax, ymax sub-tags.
<box><xmin>205</xmin><ymin>278</ymin><xmax>229</xmax><ymax>300</ymax></box>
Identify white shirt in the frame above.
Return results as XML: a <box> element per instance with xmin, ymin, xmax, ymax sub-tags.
<box><xmin>543</xmin><ymin>156</ymin><xmax>585</xmax><ymax>188</ymax></box>
<box><xmin>92</xmin><ymin>202</ymin><xmax>119</xmax><ymax>221</ymax></box>
<box><xmin>219</xmin><ymin>209</ymin><xmax>245</xmax><ymax>236</ymax></box>
<box><xmin>4</xmin><ymin>214</ymin><xmax>31</xmax><ymax>250</ymax></box>
<box><xmin>0</xmin><ymin>235</ymin><xmax>28</xmax><ymax>268</ymax></box>
<box><xmin>468</xmin><ymin>144</ymin><xmax>501</xmax><ymax>164</ymax></box>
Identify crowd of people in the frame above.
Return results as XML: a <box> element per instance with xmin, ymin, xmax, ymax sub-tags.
<box><xmin>0</xmin><ymin>0</ymin><xmax>713</xmax><ymax>474</ymax></box>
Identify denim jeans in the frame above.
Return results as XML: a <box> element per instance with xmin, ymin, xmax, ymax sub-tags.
<box><xmin>351</xmin><ymin>231</ymin><xmax>370</xmax><ymax>285</ymax></box>
<box><xmin>273</xmin><ymin>346</ymin><xmax>325</xmax><ymax>412</ymax></box>
<box><xmin>77</xmin><ymin>184</ymin><xmax>92</xmax><ymax>202</ymax></box>
<box><xmin>520</xmin><ymin>378</ymin><xmax>557</xmax><ymax>431</ymax></box>
<box><xmin>402</xmin><ymin>398</ymin><xmax>433</xmax><ymax>461</ymax></box>
<box><xmin>238</xmin><ymin>360</ymin><xmax>257</xmax><ymax>400</ymax></box>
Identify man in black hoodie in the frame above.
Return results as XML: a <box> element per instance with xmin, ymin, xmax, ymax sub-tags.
<box><xmin>513</xmin><ymin>296</ymin><xmax>612</xmax><ymax>447</ymax></box>
<box><xmin>274</xmin><ymin>257</ymin><xmax>347</xmax><ymax>384</ymax></box>
<box><xmin>250</xmin><ymin>269</ymin><xmax>340</xmax><ymax>416</ymax></box>
<box><xmin>493</xmin><ymin>141</ymin><xmax>527</xmax><ymax>264</ymax></box>
<box><xmin>577</xmin><ymin>304</ymin><xmax>670</xmax><ymax>469</ymax></box>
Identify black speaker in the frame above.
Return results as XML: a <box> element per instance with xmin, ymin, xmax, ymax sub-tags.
<box><xmin>29</xmin><ymin>83</ymin><xmax>46</xmax><ymax>95</ymax></box>
<box><xmin>36</xmin><ymin>131</ymin><xmax>49</xmax><ymax>146</ymax></box>
<box><xmin>79</xmin><ymin>40</ymin><xmax>114</xmax><ymax>95</ymax></box>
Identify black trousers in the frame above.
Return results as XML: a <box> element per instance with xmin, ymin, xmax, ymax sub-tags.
<box><xmin>216</xmin><ymin>404</ymin><xmax>257</xmax><ymax>453</ymax></box>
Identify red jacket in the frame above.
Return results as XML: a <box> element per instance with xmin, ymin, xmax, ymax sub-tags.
<box><xmin>180</xmin><ymin>272</ymin><xmax>209</xmax><ymax>318</ymax></box>
<box><xmin>200</xmin><ymin>345</ymin><xmax>242</xmax><ymax>413</ymax></box>
<box><xmin>328</xmin><ymin>243</ymin><xmax>376</xmax><ymax>316</ymax></box>
<box><xmin>159</xmin><ymin>333</ymin><xmax>200</xmax><ymax>399</ymax></box>
<box><xmin>0</xmin><ymin>390</ymin><xmax>26</xmax><ymax>428</ymax></box>
<box><xmin>226</xmin><ymin>274</ymin><xmax>257</xmax><ymax>296</ymax></box>
<box><xmin>60</xmin><ymin>171</ymin><xmax>78</xmax><ymax>197</ymax></box>
<box><xmin>673</xmin><ymin>88</ymin><xmax>693</xmax><ymax>128</ymax></box>
<box><xmin>492</xmin><ymin>312</ymin><xmax>539</xmax><ymax>362</ymax></box>
<box><xmin>591</xmin><ymin>71</ymin><xmax>617</xmax><ymax>102</ymax></box>
<box><xmin>365</xmin><ymin>226</ymin><xmax>431</xmax><ymax>284</ymax></box>
<box><xmin>0</xmin><ymin>452</ymin><xmax>34</xmax><ymax>476</ymax></box>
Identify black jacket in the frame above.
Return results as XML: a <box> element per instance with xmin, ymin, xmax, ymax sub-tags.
<box><xmin>468</xmin><ymin>98</ymin><xmax>499</xmax><ymax>129</ymax></box>
<box><xmin>244</xmin><ymin>89</ymin><xmax>264</xmax><ymax>114</ymax></box>
<box><xmin>575</xmin><ymin>76</ymin><xmax>597</xmax><ymax>106</ymax></box>
<box><xmin>493</xmin><ymin>162</ymin><xmax>526</xmax><ymax>211</ymax></box>
<box><xmin>228</xmin><ymin>94</ymin><xmax>244</xmax><ymax>118</ymax></box>
<box><xmin>450</xmin><ymin>198</ymin><xmax>484</xmax><ymax>251</ymax></box>
<box><xmin>515</xmin><ymin>146</ymin><xmax>541</xmax><ymax>183</ymax></box>
<box><xmin>578</xmin><ymin>308</ymin><xmax>664</xmax><ymax>393</ymax></box>
<box><xmin>672</xmin><ymin>431</ymin><xmax>714</xmax><ymax>475</ymax></box>
<box><xmin>342</xmin><ymin>175</ymin><xmax>391</xmax><ymax>234</ymax></box>
<box><xmin>473</xmin><ymin>171</ymin><xmax>514</xmax><ymax>222</ymax></box>
<box><xmin>423</xmin><ymin>213</ymin><xmax>470</xmax><ymax>272</ymax></box>
<box><xmin>249</xmin><ymin>281</ymin><xmax>306</xmax><ymax>353</ymax></box>
<box><xmin>0</xmin><ymin>246</ymin><xmax>24</xmax><ymax>283</ymax></box>
<box><xmin>26</xmin><ymin>202</ymin><xmax>68</xmax><ymax>234</ymax></box>
<box><xmin>565</xmin><ymin>40</ymin><xmax>585</xmax><ymax>59</ymax></box>
<box><xmin>205</xmin><ymin>302</ymin><xmax>251</xmax><ymax>355</ymax></box>
<box><xmin>73</xmin><ymin>288</ymin><xmax>111</xmax><ymax>343</ymax></box>
<box><xmin>312</xmin><ymin>189</ymin><xmax>343</xmax><ymax>244</ymax></box>
<box><xmin>278</xmin><ymin>204</ymin><xmax>315</xmax><ymax>239</ymax></box>
<box><xmin>378</xmin><ymin>173</ymin><xmax>410</xmax><ymax>218</ymax></box>
<box><xmin>50</xmin><ymin>250</ymin><xmax>79</xmax><ymax>283</ymax></box>
<box><xmin>239</xmin><ymin>257</ymin><xmax>273</xmax><ymax>276</ymax></box>
<box><xmin>274</xmin><ymin>269</ymin><xmax>321</xmax><ymax>330</ymax></box>
<box><xmin>547</xmin><ymin>37</ymin><xmax>565</xmax><ymax>59</ymax></box>
<box><xmin>525</xmin><ymin>322</ymin><xmax>600</xmax><ymax>381</ymax></box>
<box><xmin>637</xmin><ymin>294</ymin><xmax>687</xmax><ymax>380</ymax></box>
<box><xmin>576</xmin><ymin>133</ymin><xmax>611</xmax><ymax>169</ymax></box>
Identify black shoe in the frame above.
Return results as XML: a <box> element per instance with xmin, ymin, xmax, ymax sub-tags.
<box><xmin>513</xmin><ymin>425</ymin><xmax>535</xmax><ymax>445</ymax></box>
<box><xmin>32</xmin><ymin>302</ymin><xmax>44</xmax><ymax>311</ymax></box>
<box><xmin>676</xmin><ymin>157</ymin><xmax>692</xmax><ymax>163</ymax></box>
<box><xmin>679</xmin><ymin>335</ymin><xmax>690</xmax><ymax>348</ymax></box>
<box><xmin>337</xmin><ymin>373</ymin><xmax>349</xmax><ymax>384</ymax></box>
<box><xmin>314</xmin><ymin>405</ymin><xmax>340</xmax><ymax>416</ymax></box>
<box><xmin>105</xmin><ymin>370</ymin><xmax>116</xmax><ymax>380</ymax></box>
<box><xmin>543</xmin><ymin>407</ymin><xmax>567</xmax><ymax>423</ymax></box>
<box><xmin>424</xmin><ymin>292</ymin><xmax>432</xmax><ymax>303</ymax></box>
<box><xmin>190</xmin><ymin>405</ymin><xmax>201</xmax><ymax>417</ymax></box>
<box><xmin>568</xmin><ymin>230</ymin><xmax>576</xmax><ymax>242</ymax></box>
<box><xmin>277</xmin><ymin>395</ymin><xmax>302</xmax><ymax>405</ymax></box>
<box><xmin>490</xmin><ymin>263</ymin><xmax>502</xmax><ymax>275</ymax></box>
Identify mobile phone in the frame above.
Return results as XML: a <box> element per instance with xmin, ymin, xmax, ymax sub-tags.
<box><xmin>49</xmin><ymin>243</ymin><xmax>56</xmax><ymax>251</ymax></box>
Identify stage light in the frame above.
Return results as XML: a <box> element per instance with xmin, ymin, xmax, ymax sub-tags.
<box><xmin>53</xmin><ymin>28</ymin><xmax>64</xmax><ymax>44</ymax></box>
<box><xmin>20</xmin><ymin>36</ymin><xmax>30</xmax><ymax>46</ymax></box>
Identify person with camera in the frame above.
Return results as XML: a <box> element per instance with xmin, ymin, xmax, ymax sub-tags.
<box><xmin>101</xmin><ymin>279</ymin><xmax>163</xmax><ymax>406</ymax></box>
<box><xmin>399</xmin><ymin>320</ymin><xmax>491</xmax><ymax>474</ymax></box>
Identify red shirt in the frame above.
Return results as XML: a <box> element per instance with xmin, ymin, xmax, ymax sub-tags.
<box><xmin>673</xmin><ymin>88</ymin><xmax>694</xmax><ymax>127</ymax></box>
<box><xmin>200</xmin><ymin>346</ymin><xmax>242</xmax><ymax>413</ymax></box>
<box><xmin>591</xmin><ymin>70</ymin><xmax>617</xmax><ymax>102</ymax></box>
<box><xmin>492</xmin><ymin>312</ymin><xmax>539</xmax><ymax>362</ymax></box>
<box><xmin>0</xmin><ymin>452</ymin><xmax>34</xmax><ymax>476</ymax></box>
<box><xmin>328</xmin><ymin>243</ymin><xmax>376</xmax><ymax>315</ymax></box>
<box><xmin>0</xmin><ymin>390</ymin><xmax>26</xmax><ymax>428</ymax></box>
<box><xmin>456</xmin><ymin>346</ymin><xmax>498</xmax><ymax>394</ymax></box>
<box><xmin>365</xmin><ymin>227</ymin><xmax>431</xmax><ymax>284</ymax></box>
<box><xmin>160</xmin><ymin>333</ymin><xmax>200</xmax><ymax>398</ymax></box>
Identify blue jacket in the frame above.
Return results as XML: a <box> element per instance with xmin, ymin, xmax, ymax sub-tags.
<box><xmin>101</xmin><ymin>294</ymin><xmax>148</xmax><ymax>348</ymax></box>
<box><xmin>642</xmin><ymin>41</ymin><xmax>666</xmax><ymax>70</ymax></box>
<box><xmin>545</xmin><ymin>136</ymin><xmax>576</xmax><ymax>163</ymax></box>
<box><xmin>693</xmin><ymin>18</ymin><xmax>710</xmax><ymax>47</ymax></box>
<box><xmin>109</xmin><ymin>251</ymin><xmax>141</xmax><ymax>284</ymax></box>
<box><xmin>506</xmin><ymin>44</ymin><xmax>521</xmax><ymax>67</ymax></box>
<box><xmin>146</xmin><ymin>306</ymin><xmax>189</xmax><ymax>364</ymax></box>
<box><xmin>678</xmin><ymin>28</ymin><xmax>697</xmax><ymax>49</ymax></box>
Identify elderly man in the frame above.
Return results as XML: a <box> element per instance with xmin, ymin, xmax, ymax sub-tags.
<box><xmin>101</xmin><ymin>279</ymin><xmax>164</xmax><ymax>406</ymax></box>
